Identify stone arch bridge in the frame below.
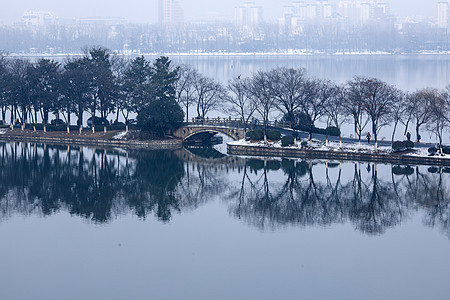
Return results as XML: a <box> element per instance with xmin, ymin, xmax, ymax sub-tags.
<box><xmin>173</xmin><ymin>118</ymin><xmax>291</xmax><ymax>142</ymax></box>
<box><xmin>173</xmin><ymin>124</ymin><xmax>245</xmax><ymax>141</ymax></box>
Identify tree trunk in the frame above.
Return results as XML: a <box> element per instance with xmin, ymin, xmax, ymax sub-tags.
<box><xmin>67</xmin><ymin>108</ymin><xmax>71</xmax><ymax>125</ymax></box>
<box><xmin>78</xmin><ymin>104</ymin><xmax>83</xmax><ymax>127</ymax></box>
<box><xmin>92</xmin><ymin>110</ymin><xmax>96</xmax><ymax>134</ymax></box>
<box><xmin>373</xmin><ymin>121</ymin><xmax>377</xmax><ymax>151</ymax></box>
<box><xmin>263</xmin><ymin>119</ymin><xmax>267</xmax><ymax>143</ymax></box>
<box><xmin>44</xmin><ymin>109</ymin><xmax>49</xmax><ymax>125</ymax></box>
<box><xmin>391</xmin><ymin>120</ymin><xmax>398</xmax><ymax>143</ymax></box>
<box><xmin>1</xmin><ymin>107</ymin><xmax>5</xmax><ymax>124</ymax></box>
<box><xmin>403</xmin><ymin>119</ymin><xmax>410</xmax><ymax>139</ymax></box>
<box><xmin>415</xmin><ymin>123</ymin><xmax>420</xmax><ymax>144</ymax></box>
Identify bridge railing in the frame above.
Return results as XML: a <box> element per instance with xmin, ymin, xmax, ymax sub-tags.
<box><xmin>185</xmin><ymin>117</ymin><xmax>292</xmax><ymax>130</ymax></box>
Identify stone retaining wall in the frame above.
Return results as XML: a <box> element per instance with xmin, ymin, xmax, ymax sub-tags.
<box><xmin>0</xmin><ymin>135</ymin><xmax>183</xmax><ymax>150</ymax></box>
<box><xmin>227</xmin><ymin>144</ymin><xmax>450</xmax><ymax>166</ymax></box>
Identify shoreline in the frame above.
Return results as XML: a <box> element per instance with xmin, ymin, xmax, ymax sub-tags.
<box><xmin>227</xmin><ymin>143</ymin><xmax>450</xmax><ymax>167</ymax></box>
<box><xmin>2</xmin><ymin>129</ymin><xmax>450</xmax><ymax>166</ymax></box>
<box><xmin>8</xmin><ymin>51</ymin><xmax>450</xmax><ymax>58</ymax></box>
<box><xmin>0</xmin><ymin>129</ymin><xmax>183</xmax><ymax>150</ymax></box>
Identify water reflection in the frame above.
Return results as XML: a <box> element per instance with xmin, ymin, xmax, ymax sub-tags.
<box><xmin>1</xmin><ymin>142</ymin><xmax>450</xmax><ymax>238</ymax></box>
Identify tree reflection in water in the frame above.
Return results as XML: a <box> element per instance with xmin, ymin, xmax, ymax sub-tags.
<box><xmin>1</xmin><ymin>141</ymin><xmax>450</xmax><ymax>238</ymax></box>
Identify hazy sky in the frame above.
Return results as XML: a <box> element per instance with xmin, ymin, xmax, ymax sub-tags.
<box><xmin>0</xmin><ymin>0</ymin><xmax>437</xmax><ymax>24</ymax></box>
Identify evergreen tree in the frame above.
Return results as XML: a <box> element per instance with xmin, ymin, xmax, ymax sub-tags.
<box><xmin>151</xmin><ymin>56</ymin><xmax>179</xmax><ymax>103</ymax></box>
<box><xmin>123</xmin><ymin>56</ymin><xmax>153</xmax><ymax>115</ymax></box>
<box><xmin>137</xmin><ymin>98</ymin><xmax>184</xmax><ymax>137</ymax></box>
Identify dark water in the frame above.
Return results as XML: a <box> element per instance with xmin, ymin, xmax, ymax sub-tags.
<box><xmin>1</xmin><ymin>141</ymin><xmax>450</xmax><ymax>300</ymax></box>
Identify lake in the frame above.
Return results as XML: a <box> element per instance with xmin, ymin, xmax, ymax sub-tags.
<box><xmin>1</xmin><ymin>141</ymin><xmax>450</xmax><ymax>300</ymax></box>
<box><xmin>167</xmin><ymin>54</ymin><xmax>450</xmax><ymax>91</ymax></box>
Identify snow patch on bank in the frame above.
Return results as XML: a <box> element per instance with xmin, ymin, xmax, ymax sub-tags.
<box><xmin>113</xmin><ymin>131</ymin><xmax>127</xmax><ymax>140</ymax></box>
<box><xmin>228</xmin><ymin>138</ymin><xmax>450</xmax><ymax>160</ymax></box>
<box><xmin>0</xmin><ymin>129</ymin><xmax>7</xmax><ymax>135</ymax></box>
<box><xmin>229</xmin><ymin>138</ymin><xmax>391</xmax><ymax>153</ymax></box>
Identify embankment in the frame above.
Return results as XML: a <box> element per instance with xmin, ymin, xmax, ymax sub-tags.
<box><xmin>227</xmin><ymin>143</ymin><xmax>450</xmax><ymax>166</ymax></box>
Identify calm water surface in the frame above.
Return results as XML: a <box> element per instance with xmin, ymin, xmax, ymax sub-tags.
<box><xmin>38</xmin><ymin>54</ymin><xmax>450</xmax><ymax>90</ymax></box>
<box><xmin>0</xmin><ymin>141</ymin><xmax>450</xmax><ymax>300</ymax></box>
<box><xmin>168</xmin><ymin>54</ymin><xmax>450</xmax><ymax>91</ymax></box>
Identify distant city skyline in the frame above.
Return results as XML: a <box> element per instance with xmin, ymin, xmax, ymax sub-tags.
<box><xmin>0</xmin><ymin>0</ymin><xmax>439</xmax><ymax>25</ymax></box>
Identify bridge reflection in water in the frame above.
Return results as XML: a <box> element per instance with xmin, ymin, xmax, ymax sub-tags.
<box><xmin>0</xmin><ymin>141</ymin><xmax>449</xmax><ymax>238</ymax></box>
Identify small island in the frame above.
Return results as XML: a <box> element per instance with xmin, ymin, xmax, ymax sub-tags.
<box><xmin>1</xmin><ymin>47</ymin><xmax>450</xmax><ymax>167</ymax></box>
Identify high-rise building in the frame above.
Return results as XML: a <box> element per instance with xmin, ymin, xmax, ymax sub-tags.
<box><xmin>438</xmin><ymin>1</ymin><xmax>449</xmax><ymax>28</ymax></box>
<box><xmin>235</xmin><ymin>2</ymin><xmax>263</xmax><ymax>28</ymax></box>
<box><xmin>337</xmin><ymin>0</ymin><xmax>389</xmax><ymax>24</ymax></box>
<box><xmin>159</xmin><ymin>0</ymin><xmax>184</xmax><ymax>27</ymax></box>
<box><xmin>360</xmin><ymin>2</ymin><xmax>371</xmax><ymax>23</ymax></box>
<box><xmin>284</xmin><ymin>0</ymin><xmax>335</xmax><ymax>21</ymax></box>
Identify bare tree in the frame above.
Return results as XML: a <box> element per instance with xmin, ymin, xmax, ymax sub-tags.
<box><xmin>323</xmin><ymin>84</ymin><xmax>347</xmax><ymax>148</ymax></box>
<box><xmin>359</xmin><ymin>77</ymin><xmax>398</xmax><ymax>150</ymax></box>
<box><xmin>427</xmin><ymin>88</ymin><xmax>449</xmax><ymax>154</ymax></box>
<box><xmin>269</xmin><ymin>67</ymin><xmax>309</xmax><ymax>129</ymax></box>
<box><xmin>0</xmin><ymin>53</ymin><xmax>8</xmax><ymax>125</ymax></box>
<box><xmin>399</xmin><ymin>92</ymin><xmax>414</xmax><ymax>141</ymax></box>
<box><xmin>249</xmin><ymin>71</ymin><xmax>277</xmax><ymax>143</ymax></box>
<box><xmin>192</xmin><ymin>74</ymin><xmax>226</xmax><ymax>119</ymax></box>
<box><xmin>390</xmin><ymin>91</ymin><xmax>408</xmax><ymax>142</ymax></box>
<box><xmin>224</xmin><ymin>76</ymin><xmax>256</xmax><ymax>132</ymax></box>
<box><xmin>343</xmin><ymin>77</ymin><xmax>370</xmax><ymax>148</ymax></box>
<box><xmin>175</xmin><ymin>65</ymin><xmax>197</xmax><ymax>122</ymax></box>
<box><xmin>410</xmin><ymin>88</ymin><xmax>434</xmax><ymax>142</ymax></box>
<box><xmin>302</xmin><ymin>78</ymin><xmax>331</xmax><ymax>142</ymax></box>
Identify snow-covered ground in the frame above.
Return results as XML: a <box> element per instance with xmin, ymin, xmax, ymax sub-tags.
<box><xmin>0</xmin><ymin>129</ymin><xmax>7</xmax><ymax>135</ymax></box>
<box><xmin>228</xmin><ymin>138</ymin><xmax>450</xmax><ymax>160</ymax></box>
<box><xmin>230</xmin><ymin>138</ymin><xmax>390</xmax><ymax>152</ymax></box>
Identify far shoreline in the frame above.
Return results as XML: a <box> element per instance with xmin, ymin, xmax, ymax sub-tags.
<box><xmin>8</xmin><ymin>51</ymin><xmax>450</xmax><ymax>58</ymax></box>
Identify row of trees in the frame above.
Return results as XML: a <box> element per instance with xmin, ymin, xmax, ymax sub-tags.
<box><xmin>1</xmin><ymin>49</ymin><xmax>450</xmax><ymax>148</ymax></box>
<box><xmin>217</xmin><ymin>69</ymin><xmax>450</xmax><ymax>151</ymax></box>
<box><xmin>0</xmin><ymin>48</ymin><xmax>183</xmax><ymax>135</ymax></box>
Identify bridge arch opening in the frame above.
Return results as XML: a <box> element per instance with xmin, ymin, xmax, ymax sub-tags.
<box><xmin>184</xmin><ymin>130</ymin><xmax>239</xmax><ymax>141</ymax></box>
<box><xmin>178</xmin><ymin>127</ymin><xmax>244</xmax><ymax>142</ymax></box>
